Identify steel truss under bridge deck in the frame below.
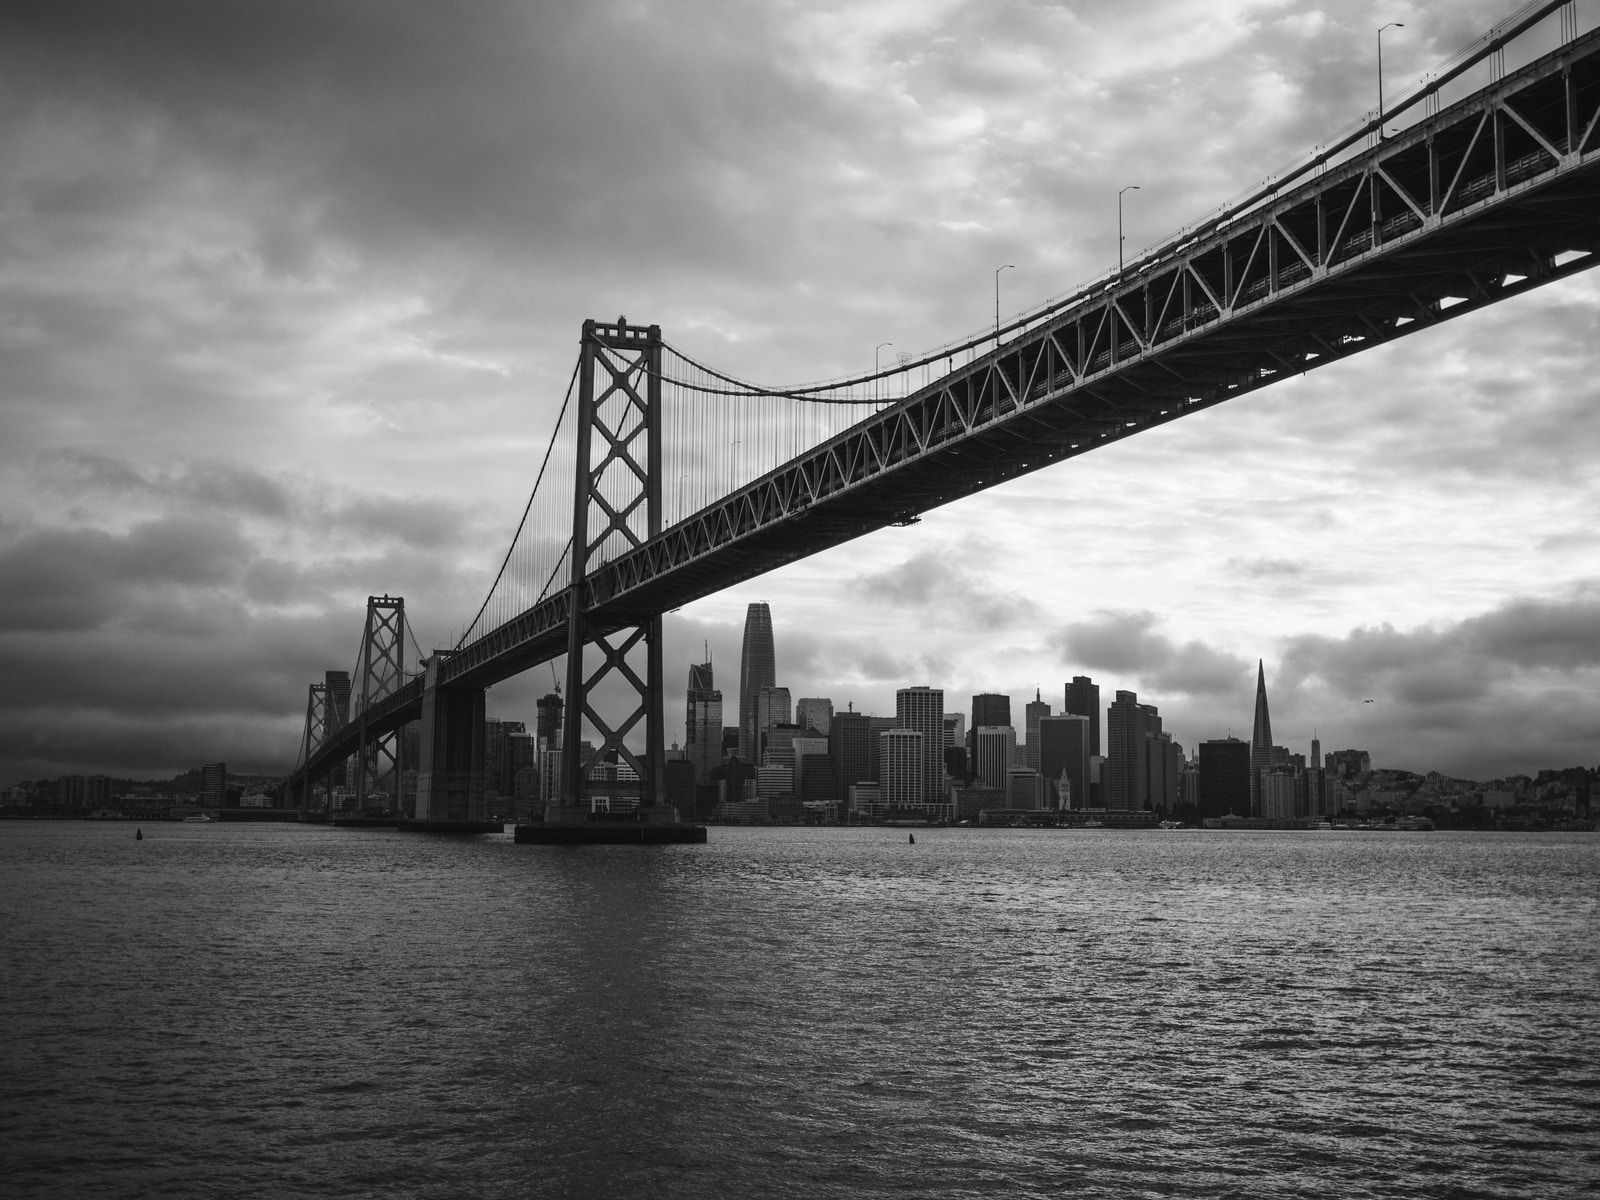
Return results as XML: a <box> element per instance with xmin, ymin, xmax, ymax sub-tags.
<box><xmin>292</xmin><ymin>26</ymin><xmax>1600</xmax><ymax>785</ymax></box>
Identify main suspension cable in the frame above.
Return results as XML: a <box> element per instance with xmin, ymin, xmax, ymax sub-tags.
<box><xmin>452</xmin><ymin>358</ymin><xmax>581</xmax><ymax>653</ymax></box>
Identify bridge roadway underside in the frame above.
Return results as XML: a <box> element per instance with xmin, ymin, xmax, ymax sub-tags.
<box><xmin>297</xmin><ymin>29</ymin><xmax>1600</xmax><ymax>781</ymax></box>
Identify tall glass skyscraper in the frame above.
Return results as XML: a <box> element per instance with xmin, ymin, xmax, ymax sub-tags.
<box><xmin>738</xmin><ymin>602</ymin><xmax>775</xmax><ymax>762</ymax></box>
<box><xmin>685</xmin><ymin>661</ymin><xmax>722</xmax><ymax>785</ymax></box>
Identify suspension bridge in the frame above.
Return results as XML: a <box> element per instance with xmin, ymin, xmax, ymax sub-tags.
<box><xmin>287</xmin><ymin>3</ymin><xmax>1600</xmax><ymax>839</ymax></box>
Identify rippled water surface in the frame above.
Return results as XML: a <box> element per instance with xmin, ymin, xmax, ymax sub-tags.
<box><xmin>3</xmin><ymin>822</ymin><xmax>1597</xmax><ymax>1198</ymax></box>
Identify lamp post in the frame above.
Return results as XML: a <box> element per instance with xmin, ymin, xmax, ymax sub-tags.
<box><xmin>1118</xmin><ymin>185</ymin><xmax>1140</xmax><ymax>273</ymax></box>
<box><xmin>1378</xmin><ymin>22</ymin><xmax>1404</xmax><ymax>139</ymax></box>
<box><xmin>995</xmin><ymin>264</ymin><xmax>1014</xmax><ymax>344</ymax></box>
<box><xmin>875</xmin><ymin>342</ymin><xmax>893</xmax><ymax>402</ymax></box>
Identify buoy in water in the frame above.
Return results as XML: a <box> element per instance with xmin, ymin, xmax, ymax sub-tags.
<box><xmin>135</xmin><ymin>829</ymin><xmax>143</xmax><ymax>841</ymax></box>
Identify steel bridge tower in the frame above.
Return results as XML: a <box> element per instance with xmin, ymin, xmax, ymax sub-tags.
<box><xmin>556</xmin><ymin>318</ymin><xmax>667</xmax><ymax>817</ymax></box>
<box><xmin>354</xmin><ymin>594</ymin><xmax>405</xmax><ymax>815</ymax></box>
<box><xmin>295</xmin><ymin>680</ymin><xmax>332</xmax><ymax>813</ymax></box>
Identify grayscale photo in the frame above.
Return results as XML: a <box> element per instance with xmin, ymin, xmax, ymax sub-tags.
<box><xmin>3</xmin><ymin>1</ymin><xmax>1597</xmax><ymax>1196</ymax></box>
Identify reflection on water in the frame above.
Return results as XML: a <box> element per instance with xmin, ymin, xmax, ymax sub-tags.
<box><xmin>3</xmin><ymin>822</ymin><xmax>1597</xmax><ymax>1198</ymax></box>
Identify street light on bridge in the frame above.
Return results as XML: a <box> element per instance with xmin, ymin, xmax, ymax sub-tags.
<box><xmin>994</xmin><ymin>264</ymin><xmax>1014</xmax><ymax>345</ymax></box>
<box><xmin>1118</xmin><ymin>186</ymin><xmax>1139</xmax><ymax>273</ymax></box>
<box><xmin>1378</xmin><ymin>22</ymin><xmax>1405</xmax><ymax>139</ymax></box>
<box><xmin>876</xmin><ymin>341</ymin><xmax>893</xmax><ymax>402</ymax></box>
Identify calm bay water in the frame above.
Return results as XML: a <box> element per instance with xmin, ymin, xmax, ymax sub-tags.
<box><xmin>2</xmin><ymin>821</ymin><xmax>1596</xmax><ymax>1198</ymax></box>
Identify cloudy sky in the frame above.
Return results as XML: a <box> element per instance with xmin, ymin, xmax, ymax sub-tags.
<box><xmin>3</xmin><ymin>0</ymin><xmax>1597</xmax><ymax>786</ymax></box>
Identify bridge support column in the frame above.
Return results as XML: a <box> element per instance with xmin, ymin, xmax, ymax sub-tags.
<box><xmin>414</xmin><ymin>654</ymin><xmax>486</xmax><ymax>822</ymax></box>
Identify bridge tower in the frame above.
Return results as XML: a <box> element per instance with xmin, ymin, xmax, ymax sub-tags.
<box><xmin>295</xmin><ymin>681</ymin><xmax>332</xmax><ymax>813</ymax></box>
<box><xmin>354</xmin><ymin>595</ymin><xmax>405</xmax><ymax>815</ymax></box>
<box><xmin>556</xmin><ymin>317</ymin><xmax>668</xmax><ymax>817</ymax></box>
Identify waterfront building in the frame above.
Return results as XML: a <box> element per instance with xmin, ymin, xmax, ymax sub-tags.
<box><xmin>797</xmin><ymin>750</ymin><xmax>835</xmax><ymax>812</ymax></box>
<box><xmin>953</xmin><ymin>784</ymin><xmax>1006</xmax><ymax>821</ymax></box>
<box><xmin>1064</xmin><ymin>675</ymin><xmax>1101</xmax><ymax>757</ymax></box>
<box><xmin>849</xmin><ymin>782</ymin><xmax>883</xmax><ymax>820</ymax></box>
<box><xmin>896</xmin><ymin>686</ymin><xmax>946</xmax><ymax>805</ymax></box>
<box><xmin>1039</xmin><ymin>714</ymin><xmax>1090</xmax><ymax>809</ymax></box>
<box><xmin>1198</xmin><ymin>737</ymin><xmax>1251</xmax><ymax>818</ymax></box>
<box><xmin>201</xmin><ymin>762</ymin><xmax>226</xmax><ymax>808</ymax></box>
<box><xmin>1261</xmin><ymin>766</ymin><xmax>1299</xmax><ymax>819</ymax></box>
<box><xmin>1007</xmin><ymin>768</ymin><xmax>1043</xmax><ymax>810</ymax></box>
<box><xmin>738</xmin><ymin>602</ymin><xmax>776</xmax><ymax>762</ymax></box>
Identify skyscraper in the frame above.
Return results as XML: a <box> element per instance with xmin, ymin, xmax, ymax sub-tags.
<box><xmin>1064</xmin><ymin>676</ymin><xmax>1101</xmax><ymax>757</ymax></box>
<box><xmin>1104</xmin><ymin>690</ymin><xmax>1148</xmax><ymax>810</ymax></box>
<box><xmin>974</xmin><ymin>726</ymin><xmax>1017</xmax><ymax>790</ymax></box>
<box><xmin>796</xmin><ymin>697</ymin><xmax>833</xmax><ymax>735</ymax></box>
<box><xmin>896</xmin><ymin>686</ymin><xmax>945</xmax><ymax>804</ymax></box>
<box><xmin>1198</xmin><ymin>738</ymin><xmax>1251</xmax><ymax>818</ymax></box>
<box><xmin>831</xmin><ymin>709</ymin><xmax>874</xmax><ymax>802</ymax></box>
<box><xmin>685</xmin><ymin>661</ymin><xmax>723</xmax><ymax>785</ymax></box>
<box><xmin>943</xmin><ymin>713</ymin><xmax>966</xmax><ymax>749</ymax></box>
<box><xmin>201</xmin><ymin>762</ymin><xmax>226</xmax><ymax>808</ymax></box>
<box><xmin>879</xmin><ymin>728</ymin><xmax>924</xmax><ymax>811</ymax></box>
<box><xmin>1023</xmin><ymin>689</ymin><xmax>1051</xmax><ymax>770</ymax></box>
<box><xmin>1250</xmin><ymin>660</ymin><xmax>1274</xmax><ymax>814</ymax></box>
<box><xmin>756</xmin><ymin>686</ymin><xmax>792</xmax><ymax>762</ymax></box>
<box><xmin>970</xmin><ymin>692</ymin><xmax>1010</xmax><ymax>769</ymax></box>
<box><xmin>971</xmin><ymin>692</ymin><xmax>1011</xmax><ymax>734</ymax></box>
<box><xmin>535</xmin><ymin>691</ymin><xmax>563</xmax><ymax>745</ymax></box>
<box><xmin>738</xmin><ymin>602</ymin><xmax>775</xmax><ymax>761</ymax></box>
<box><xmin>1039</xmin><ymin>714</ymin><xmax>1090</xmax><ymax>809</ymax></box>
<box><xmin>1141</xmin><ymin>704</ymin><xmax>1169</xmax><ymax>812</ymax></box>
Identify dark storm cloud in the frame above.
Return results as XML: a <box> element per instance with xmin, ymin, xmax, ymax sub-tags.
<box><xmin>1274</xmin><ymin>590</ymin><xmax>1600</xmax><ymax>777</ymax></box>
<box><xmin>0</xmin><ymin>516</ymin><xmax>247</xmax><ymax>633</ymax></box>
<box><xmin>1281</xmin><ymin>592</ymin><xmax>1600</xmax><ymax>695</ymax></box>
<box><xmin>1053</xmin><ymin>610</ymin><xmax>1250</xmax><ymax>697</ymax></box>
<box><xmin>0</xmin><ymin>0</ymin><xmax>820</xmax><ymax>282</ymax></box>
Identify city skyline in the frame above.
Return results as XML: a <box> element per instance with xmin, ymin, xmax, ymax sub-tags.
<box><xmin>1</xmin><ymin>2</ymin><xmax>1598</xmax><ymax>785</ymax></box>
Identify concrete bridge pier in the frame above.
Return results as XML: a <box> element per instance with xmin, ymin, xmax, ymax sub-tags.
<box><xmin>412</xmin><ymin>654</ymin><xmax>488</xmax><ymax>825</ymax></box>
